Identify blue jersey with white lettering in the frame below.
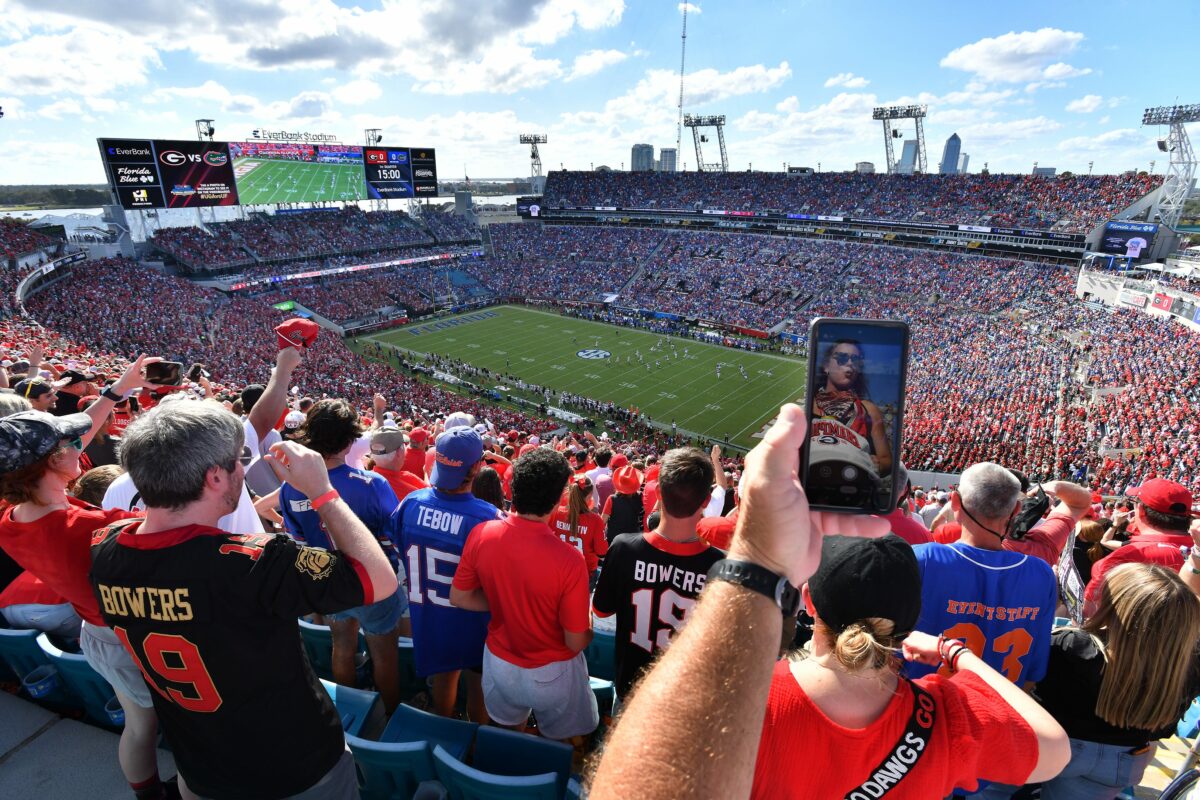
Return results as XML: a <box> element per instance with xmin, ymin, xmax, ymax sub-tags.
<box><xmin>908</xmin><ymin>542</ymin><xmax>1055</xmax><ymax>685</ymax></box>
<box><xmin>281</xmin><ymin>464</ymin><xmax>401</xmax><ymax>570</ymax></box>
<box><xmin>391</xmin><ymin>488</ymin><xmax>499</xmax><ymax>676</ymax></box>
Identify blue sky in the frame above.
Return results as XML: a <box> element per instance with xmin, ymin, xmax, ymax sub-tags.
<box><xmin>0</xmin><ymin>0</ymin><xmax>1195</xmax><ymax>184</ymax></box>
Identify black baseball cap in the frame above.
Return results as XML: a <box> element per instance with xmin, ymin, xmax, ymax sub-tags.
<box><xmin>809</xmin><ymin>534</ymin><xmax>922</xmax><ymax>637</ymax></box>
<box><xmin>13</xmin><ymin>377</ymin><xmax>56</xmax><ymax>400</ymax></box>
<box><xmin>0</xmin><ymin>410</ymin><xmax>91</xmax><ymax>473</ymax></box>
<box><xmin>240</xmin><ymin>384</ymin><xmax>266</xmax><ymax>412</ymax></box>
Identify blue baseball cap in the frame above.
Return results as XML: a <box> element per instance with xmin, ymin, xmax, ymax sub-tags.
<box><xmin>0</xmin><ymin>410</ymin><xmax>91</xmax><ymax>473</ymax></box>
<box><xmin>430</xmin><ymin>427</ymin><xmax>484</xmax><ymax>490</ymax></box>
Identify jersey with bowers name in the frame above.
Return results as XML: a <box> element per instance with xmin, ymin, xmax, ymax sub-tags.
<box><xmin>281</xmin><ymin>463</ymin><xmax>401</xmax><ymax>570</ymax></box>
<box><xmin>592</xmin><ymin>531</ymin><xmax>724</xmax><ymax>697</ymax></box>
<box><xmin>89</xmin><ymin>521</ymin><xmax>369</xmax><ymax>800</ymax></box>
<box><xmin>908</xmin><ymin>542</ymin><xmax>1056</xmax><ymax>686</ymax></box>
<box><xmin>390</xmin><ymin>488</ymin><xmax>499</xmax><ymax>676</ymax></box>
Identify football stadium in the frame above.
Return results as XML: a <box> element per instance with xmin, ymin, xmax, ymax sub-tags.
<box><xmin>2</xmin><ymin>3</ymin><xmax>1200</xmax><ymax>799</ymax></box>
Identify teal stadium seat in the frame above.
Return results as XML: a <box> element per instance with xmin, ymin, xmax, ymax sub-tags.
<box><xmin>345</xmin><ymin>734</ymin><xmax>439</xmax><ymax>800</ymax></box>
<box><xmin>590</xmin><ymin>676</ymin><xmax>615</xmax><ymax>732</ymax></box>
<box><xmin>432</xmin><ymin>744</ymin><xmax>558</xmax><ymax>800</ymax></box>
<box><xmin>0</xmin><ymin>624</ymin><xmax>52</xmax><ymax>685</ymax></box>
<box><xmin>379</xmin><ymin>703</ymin><xmax>479</xmax><ymax>761</ymax></box>
<box><xmin>471</xmin><ymin>726</ymin><xmax>573</xmax><ymax>798</ymax></box>
<box><xmin>37</xmin><ymin>633</ymin><xmax>120</xmax><ymax>729</ymax></box>
<box><xmin>320</xmin><ymin>678</ymin><xmax>385</xmax><ymax>739</ymax></box>
<box><xmin>584</xmin><ymin>630</ymin><xmax>616</xmax><ymax>682</ymax></box>
<box><xmin>298</xmin><ymin>618</ymin><xmax>370</xmax><ymax>685</ymax></box>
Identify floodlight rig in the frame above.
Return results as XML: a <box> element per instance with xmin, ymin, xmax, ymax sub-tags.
<box><xmin>1142</xmin><ymin>104</ymin><xmax>1200</xmax><ymax>231</ymax></box>
<box><xmin>364</xmin><ymin>128</ymin><xmax>383</xmax><ymax>147</ymax></box>
<box><xmin>683</xmin><ymin>114</ymin><xmax>728</xmax><ymax>172</ymax></box>
<box><xmin>872</xmin><ymin>105</ymin><xmax>928</xmax><ymax>174</ymax></box>
<box><xmin>195</xmin><ymin>119</ymin><xmax>216</xmax><ymax>141</ymax></box>
<box><xmin>519</xmin><ymin>133</ymin><xmax>548</xmax><ymax>179</ymax></box>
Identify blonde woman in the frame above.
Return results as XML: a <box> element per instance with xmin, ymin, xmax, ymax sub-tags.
<box><xmin>1032</xmin><ymin>562</ymin><xmax>1200</xmax><ymax>799</ymax></box>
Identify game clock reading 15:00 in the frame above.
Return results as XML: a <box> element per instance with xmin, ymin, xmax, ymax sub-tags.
<box><xmin>364</xmin><ymin>147</ymin><xmax>438</xmax><ymax>199</ymax></box>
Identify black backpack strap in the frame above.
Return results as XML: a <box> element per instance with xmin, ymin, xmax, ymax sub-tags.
<box><xmin>842</xmin><ymin>680</ymin><xmax>937</xmax><ymax>799</ymax></box>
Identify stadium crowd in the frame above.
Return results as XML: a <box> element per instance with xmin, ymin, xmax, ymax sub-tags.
<box><xmin>0</xmin><ymin>218</ymin><xmax>55</xmax><ymax>260</ymax></box>
<box><xmin>544</xmin><ymin>170</ymin><xmax>1162</xmax><ymax>233</ymax></box>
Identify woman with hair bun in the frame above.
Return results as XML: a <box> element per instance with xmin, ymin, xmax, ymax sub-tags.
<box><xmin>750</xmin><ymin>534</ymin><xmax>1070</xmax><ymax>799</ymax></box>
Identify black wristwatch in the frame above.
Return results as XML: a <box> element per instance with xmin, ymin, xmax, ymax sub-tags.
<box><xmin>707</xmin><ymin>559</ymin><xmax>801</xmax><ymax>617</ymax></box>
<box><xmin>101</xmin><ymin>386</ymin><xmax>125</xmax><ymax>403</ymax></box>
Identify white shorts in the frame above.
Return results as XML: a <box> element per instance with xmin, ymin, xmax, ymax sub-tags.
<box><xmin>482</xmin><ymin>644</ymin><xmax>598</xmax><ymax>740</ymax></box>
<box><xmin>79</xmin><ymin>621</ymin><xmax>153</xmax><ymax>708</ymax></box>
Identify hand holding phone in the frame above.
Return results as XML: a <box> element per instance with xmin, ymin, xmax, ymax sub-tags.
<box><xmin>144</xmin><ymin>361</ymin><xmax>184</xmax><ymax>387</ymax></box>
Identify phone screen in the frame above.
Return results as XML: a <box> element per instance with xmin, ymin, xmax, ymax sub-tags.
<box><xmin>145</xmin><ymin>361</ymin><xmax>183</xmax><ymax>386</ymax></box>
<box><xmin>800</xmin><ymin>318</ymin><xmax>910</xmax><ymax>514</ymax></box>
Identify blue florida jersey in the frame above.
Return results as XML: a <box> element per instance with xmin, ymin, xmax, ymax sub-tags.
<box><xmin>390</xmin><ymin>488</ymin><xmax>499</xmax><ymax>676</ymax></box>
<box><xmin>282</xmin><ymin>464</ymin><xmax>401</xmax><ymax>570</ymax></box>
<box><xmin>908</xmin><ymin>542</ymin><xmax>1056</xmax><ymax>685</ymax></box>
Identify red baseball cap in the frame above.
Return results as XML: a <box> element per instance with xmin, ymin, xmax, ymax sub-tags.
<box><xmin>408</xmin><ymin>427</ymin><xmax>430</xmax><ymax>445</ymax></box>
<box><xmin>275</xmin><ymin>318</ymin><xmax>320</xmax><ymax>351</ymax></box>
<box><xmin>610</xmin><ymin>453</ymin><xmax>629</xmax><ymax>470</ymax></box>
<box><xmin>1128</xmin><ymin>478</ymin><xmax>1195</xmax><ymax>517</ymax></box>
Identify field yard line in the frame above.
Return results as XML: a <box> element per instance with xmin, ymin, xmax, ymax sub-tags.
<box><xmin>715</xmin><ymin>368</ymin><xmax>804</xmax><ymax>442</ymax></box>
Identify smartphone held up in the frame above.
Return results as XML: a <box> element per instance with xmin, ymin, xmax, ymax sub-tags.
<box><xmin>799</xmin><ymin>318</ymin><xmax>910</xmax><ymax>514</ymax></box>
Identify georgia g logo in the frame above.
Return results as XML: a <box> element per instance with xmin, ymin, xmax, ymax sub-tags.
<box><xmin>295</xmin><ymin>548</ymin><xmax>335</xmax><ymax>580</ymax></box>
<box><xmin>576</xmin><ymin>349</ymin><xmax>611</xmax><ymax>360</ymax></box>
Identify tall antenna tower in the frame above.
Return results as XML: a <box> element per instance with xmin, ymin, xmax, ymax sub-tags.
<box><xmin>675</xmin><ymin>3</ymin><xmax>687</xmax><ymax>171</ymax></box>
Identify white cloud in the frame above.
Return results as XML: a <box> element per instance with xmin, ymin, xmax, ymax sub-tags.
<box><xmin>35</xmin><ymin>98</ymin><xmax>85</xmax><ymax>120</ymax></box>
<box><xmin>567</xmin><ymin>49</ymin><xmax>629</xmax><ymax>81</ymax></box>
<box><xmin>941</xmin><ymin>28</ymin><xmax>1088</xmax><ymax>83</ymax></box>
<box><xmin>1065</xmin><ymin>94</ymin><xmax>1103</xmax><ymax>113</ymax></box>
<box><xmin>0</xmin><ymin>25</ymin><xmax>162</xmax><ymax>98</ymax></box>
<box><xmin>678</xmin><ymin>3</ymin><xmax>701</xmax><ymax>14</ymax></box>
<box><xmin>332</xmin><ymin>78</ymin><xmax>381</xmax><ymax>105</ymax></box>
<box><xmin>824</xmin><ymin>72</ymin><xmax>869</xmax><ymax>89</ymax></box>
<box><xmin>1058</xmin><ymin>128</ymin><xmax>1148</xmax><ymax>152</ymax></box>
<box><xmin>956</xmin><ymin>116</ymin><xmax>1062</xmax><ymax>145</ymax></box>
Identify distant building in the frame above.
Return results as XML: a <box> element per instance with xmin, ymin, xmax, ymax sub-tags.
<box><xmin>631</xmin><ymin>144</ymin><xmax>654</xmax><ymax>172</ymax></box>
<box><xmin>1033</xmin><ymin>166</ymin><xmax>1057</xmax><ymax>177</ymax></box>
<box><xmin>658</xmin><ymin>147</ymin><xmax>678</xmax><ymax>173</ymax></box>
<box><xmin>958</xmin><ymin>153</ymin><xmax>970</xmax><ymax>174</ymax></box>
<box><xmin>939</xmin><ymin>133</ymin><xmax>962</xmax><ymax>175</ymax></box>
<box><xmin>855</xmin><ymin>161</ymin><xmax>875</xmax><ymax>174</ymax></box>
<box><xmin>897</xmin><ymin>140</ymin><xmax>918</xmax><ymax>175</ymax></box>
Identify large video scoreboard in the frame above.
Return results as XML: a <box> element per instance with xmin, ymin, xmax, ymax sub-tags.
<box><xmin>99</xmin><ymin>137</ymin><xmax>438</xmax><ymax>210</ymax></box>
<box><xmin>363</xmin><ymin>147</ymin><xmax>438</xmax><ymax>199</ymax></box>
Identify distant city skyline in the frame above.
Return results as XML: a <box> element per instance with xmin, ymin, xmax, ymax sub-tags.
<box><xmin>0</xmin><ymin>0</ymin><xmax>1195</xmax><ymax>183</ymax></box>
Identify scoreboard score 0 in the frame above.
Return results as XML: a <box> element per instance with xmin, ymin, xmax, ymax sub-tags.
<box><xmin>364</xmin><ymin>147</ymin><xmax>438</xmax><ymax>199</ymax></box>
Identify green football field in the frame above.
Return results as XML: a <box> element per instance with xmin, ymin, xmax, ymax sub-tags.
<box><xmin>232</xmin><ymin>158</ymin><xmax>367</xmax><ymax>205</ymax></box>
<box><xmin>355</xmin><ymin>305</ymin><xmax>806</xmax><ymax>448</ymax></box>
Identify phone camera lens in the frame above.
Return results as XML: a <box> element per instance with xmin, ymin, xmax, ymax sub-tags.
<box><xmin>842</xmin><ymin>466</ymin><xmax>858</xmax><ymax>481</ymax></box>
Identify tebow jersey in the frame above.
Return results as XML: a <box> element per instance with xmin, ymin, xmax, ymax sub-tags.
<box><xmin>592</xmin><ymin>531</ymin><xmax>724</xmax><ymax>698</ymax></box>
<box><xmin>89</xmin><ymin>521</ymin><xmax>369</xmax><ymax>800</ymax></box>
<box><xmin>282</xmin><ymin>464</ymin><xmax>401</xmax><ymax>570</ymax></box>
<box><xmin>909</xmin><ymin>542</ymin><xmax>1056</xmax><ymax>685</ymax></box>
<box><xmin>390</xmin><ymin>488</ymin><xmax>499</xmax><ymax>676</ymax></box>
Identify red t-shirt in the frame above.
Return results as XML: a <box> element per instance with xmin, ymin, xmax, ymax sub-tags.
<box><xmin>697</xmin><ymin>509</ymin><xmax>738</xmax><ymax>550</ymax></box>
<box><xmin>0</xmin><ymin>496</ymin><xmax>140</xmax><ymax>625</ymax></box>
<box><xmin>452</xmin><ymin>515</ymin><xmax>591</xmax><ymax>669</ymax></box>
<box><xmin>548</xmin><ymin>505</ymin><xmax>609</xmax><ymax>572</ymax></box>
<box><xmin>1084</xmin><ymin>530</ymin><xmax>1193</xmax><ymax>604</ymax></box>
<box><xmin>371</xmin><ymin>465</ymin><xmax>428</xmax><ymax>502</ymax></box>
<box><xmin>402</xmin><ymin>447</ymin><xmax>427</xmax><ymax>478</ymax></box>
<box><xmin>0</xmin><ymin>571</ymin><xmax>68</xmax><ymax>608</ymax></box>
<box><xmin>933</xmin><ymin>522</ymin><xmax>963</xmax><ymax>544</ymax></box>
<box><xmin>883</xmin><ymin>508</ymin><xmax>933</xmax><ymax>546</ymax></box>
<box><xmin>752</xmin><ymin>662</ymin><xmax>1038</xmax><ymax>799</ymax></box>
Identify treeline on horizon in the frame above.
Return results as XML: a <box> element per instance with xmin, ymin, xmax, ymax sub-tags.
<box><xmin>0</xmin><ymin>185</ymin><xmax>110</xmax><ymax>208</ymax></box>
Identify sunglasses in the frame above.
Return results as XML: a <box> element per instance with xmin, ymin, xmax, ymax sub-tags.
<box><xmin>59</xmin><ymin>437</ymin><xmax>82</xmax><ymax>452</ymax></box>
<box><xmin>830</xmin><ymin>352</ymin><xmax>864</xmax><ymax>367</ymax></box>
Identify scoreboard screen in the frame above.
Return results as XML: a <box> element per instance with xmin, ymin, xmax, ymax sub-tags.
<box><xmin>364</xmin><ymin>147</ymin><xmax>438</xmax><ymax>198</ymax></box>
<box><xmin>98</xmin><ymin>139</ymin><xmax>241</xmax><ymax>211</ymax></box>
<box><xmin>98</xmin><ymin>138</ymin><xmax>240</xmax><ymax>209</ymax></box>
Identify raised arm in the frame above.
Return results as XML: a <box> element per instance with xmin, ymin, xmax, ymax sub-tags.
<box><xmin>82</xmin><ymin>354</ymin><xmax>161</xmax><ymax>448</ymax></box>
<box><xmin>589</xmin><ymin>405</ymin><xmax>888</xmax><ymax>800</ymax></box>
<box><xmin>248</xmin><ymin>346</ymin><xmax>303</xmax><ymax>448</ymax></box>
<box><xmin>1180</xmin><ymin>519</ymin><xmax>1200</xmax><ymax>599</ymax></box>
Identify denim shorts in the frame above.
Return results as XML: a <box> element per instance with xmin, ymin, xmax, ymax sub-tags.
<box><xmin>325</xmin><ymin>588</ymin><xmax>407</xmax><ymax>636</ymax></box>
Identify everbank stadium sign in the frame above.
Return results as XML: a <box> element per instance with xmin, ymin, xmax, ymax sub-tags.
<box><xmin>250</xmin><ymin>129</ymin><xmax>340</xmax><ymax>143</ymax></box>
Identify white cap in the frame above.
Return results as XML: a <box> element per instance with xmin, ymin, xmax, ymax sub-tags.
<box><xmin>528</xmin><ymin>435</ymin><xmax>541</xmax><ymax>446</ymax></box>
<box><xmin>444</xmin><ymin>411</ymin><xmax>476</xmax><ymax>430</ymax></box>
<box><xmin>473</xmin><ymin>423</ymin><xmax>487</xmax><ymax>434</ymax></box>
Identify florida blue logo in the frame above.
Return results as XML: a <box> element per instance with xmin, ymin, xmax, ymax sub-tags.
<box><xmin>576</xmin><ymin>349</ymin><xmax>611</xmax><ymax>360</ymax></box>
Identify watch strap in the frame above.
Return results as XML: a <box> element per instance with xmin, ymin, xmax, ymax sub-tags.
<box><xmin>706</xmin><ymin>558</ymin><xmax>801</xmax><ymax>616</ymax></box>
<box><xmin>101</xmin><ymin>386</ymin><xmax>125</xmax><ymax>402</ymax></box>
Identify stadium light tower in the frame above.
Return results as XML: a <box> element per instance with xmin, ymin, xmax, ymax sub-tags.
<box><xmin>872</xmin><ymin>105</ymin><xmax>928</xmax><ymax>174</ymax></box>
<box><xmin>364</xmin><ymin>128</ymin><xmax>383</xmax><ymax>147</ymax></box>
<box><xmin>1142</xmin><ymin>104</ymin><xmax>1200</xmax><ymax>231</ymax></box>
<box><xmin>684</xmin><ymin>114</ymin><xmax>728</xmax><ymax>172</ymax></box>
<box><xmin>195</xmin><ymin>119</ymin><xmax>215</xmax><ymax>141</ymax></box>
<box><xmin>518</xmin><ymin>134</ymin><xmax>548</xmax><ymax>180</ymax></box>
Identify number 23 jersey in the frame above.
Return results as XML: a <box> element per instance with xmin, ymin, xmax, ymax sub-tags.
<box><xmin>592</xmin><ymin>531</ymin><xmax>724</xmax><ymax>698</ymax></box>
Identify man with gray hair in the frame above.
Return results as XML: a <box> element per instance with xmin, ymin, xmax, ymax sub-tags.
<box><xmin>89</xmin><ymin>400</ymin><xmax>398</xmax><ymax>800</ymax></box>
<box><xmin>908</xmin><ymin>462</ymin><xmax>1057</xmax><ymax>689</ymax></box>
